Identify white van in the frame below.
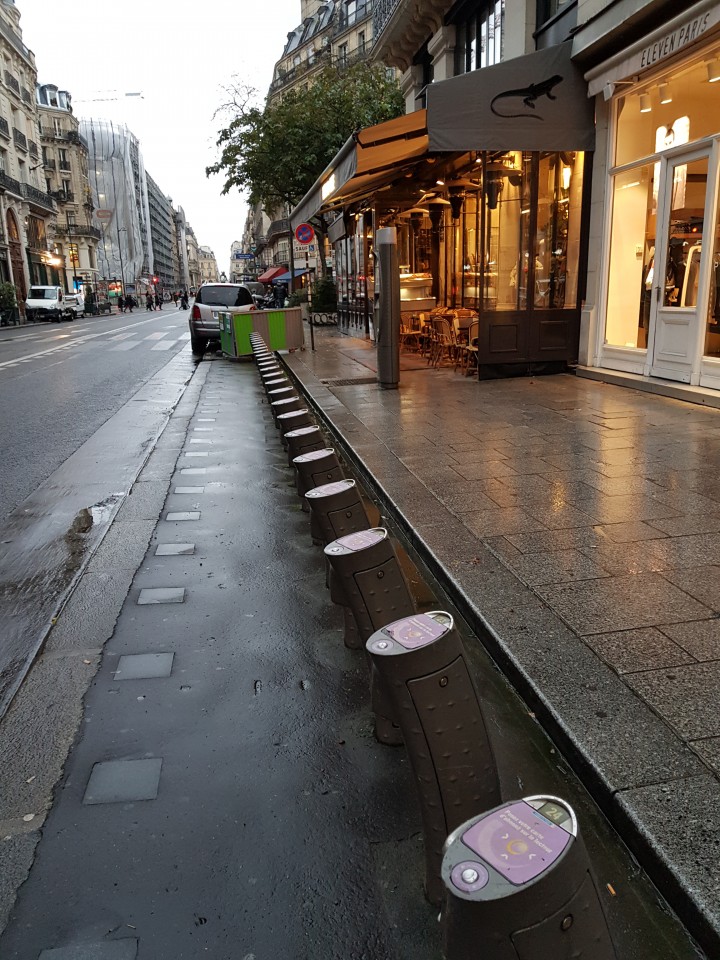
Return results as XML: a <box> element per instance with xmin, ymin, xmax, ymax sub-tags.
<box><xmin>25</xmin><ymin>286</ymin><xmax>71</xmax><ymax>322</ymax></box>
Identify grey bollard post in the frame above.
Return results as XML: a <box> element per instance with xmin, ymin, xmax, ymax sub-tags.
<box><xmin>270</xmin><ymin>395</ymin><xmax>304</xmax><ymax>425</ymax></box>
<box><xmin>324</xmin><ymin>527</ymin><xmax>415</xmax><ymax>649</ymax></box>
<box><xmin>441</xmin><ymin>796</ymin><xmax>617</xmax><ymax>960</ymax></box>
<box><xmin>293</xmin><ymin>447</ymin><xmax>344</xmax><ymax>508</ymax></box>
<box><xmin>266</xmin><ymin>386</ymin><xmax>296</xmax><ymax>402</ymax></box>
<box><xmin>325</xmin><ymin>526</ymin><xmax>418</xmax><ymax>746</ymax></box>
<box><xmin>305</xmin><ymin>478</ymin><xmax>371</xmax><ymax>547</ymax></box>
<box><xmin>285</xmin><ymin>425</ymin><xmax>325</xmax><ymax>466</ymax></box>
<box><xmin>277</xmin><ymin>408</ymin><xmax>314</xmax><ymax>445</ymax></box>
<box><xmin>367</xmin><ymin>611</ymin><xmax>500</xmax><ymax>904</ymax></box>
<box><xmin>376</xmin><ymin>226</ymin><xmax>400</xmax><ymax>390</ymax></box>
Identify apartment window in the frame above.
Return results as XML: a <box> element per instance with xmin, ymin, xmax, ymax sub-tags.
<box><xmin>52</xmin><ymin>117</ymin><xmax>62</xmax><ymax>136</ymax></box>
<box><xmin>58</xmin><ymin>148</ymin><xmax>70</xmax><ymax>171</ymax></box>
<box><xmin>61</xmin><ymin>179</ymin><xmax>71</xmax><ymax>198</ymax></box>
<box><xmin>537</xmin><ymin>0</ymin><xmax>572</xmax><ymax>26</ymax></box>
<box><xmin>338</xmin><ymin>43</ymin><xmax>348</xmax><ymax>65</ymax></box>
<box><xmin>18</xmin><ymin>158</ymin><xmax>24</xmax><ymax>182</ymax></box>
<box><xmin>358</xmin><ymin>31</ymin><xmax>366</xmax><ymax>53</ymax></box>
<box><xmin>45</xmin><ymin>178</ymin><xmax>52</xmax><ymax>194</ymax></box>
<box><xmin>453</xmin><ymin>0</ymin><xmax>504</xmax><ymax>75</ymax></box>
<box><xmin>0</xmin><ymin>149</ymin><xmax>5</xmax><ymax>174</ymax></box>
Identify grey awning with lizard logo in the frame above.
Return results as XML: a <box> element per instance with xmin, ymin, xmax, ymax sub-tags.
<box><xmin>427</xmin><ymin>41</ymin><xmax>595</xmax><ymax>153</ymax></box>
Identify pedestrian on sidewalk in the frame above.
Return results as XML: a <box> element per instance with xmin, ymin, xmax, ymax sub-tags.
<box><xmin>155</xmin><ymin>293</ymin><xmax>162</xmax><ymax>310</ymax></box>
<box><xmin>146</xmin><ymin>293</ymin><xmax>154</xmax><ymax>311</ymax></box>
<box><xmin>117</xmin><ymin>295</ymin><xmax>124</xmax><ymax>314</ymax></box>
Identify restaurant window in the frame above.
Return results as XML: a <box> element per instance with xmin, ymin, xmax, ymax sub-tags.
<box><xmin>453</xmin><ymin>0</ymin><xmax>504</xmax><ymax>76</ymax></box>
<box><xmin>484</xmin><ymin>152</ymin><xmax>531</xmax><ymax>311</ymax></box>
<box><xmin>535</xmin><ymin>152</ymin><xmax>583</xmax><ymax>310</ymax></box>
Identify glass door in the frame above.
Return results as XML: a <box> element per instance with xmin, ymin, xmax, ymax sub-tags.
<box><xmin>649</xmin><ymin>149</ymin><xmax>712</xmax><ymax>382</ymax></box>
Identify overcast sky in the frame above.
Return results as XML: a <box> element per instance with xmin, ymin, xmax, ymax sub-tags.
<box><xmin>17</xmin><ymin>0</ymin><xmax>300</xmax><ymax>274</ymax></box>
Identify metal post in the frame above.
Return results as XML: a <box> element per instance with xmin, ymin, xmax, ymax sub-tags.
<box><xmin>441</xmin><ymin>797</ymin><xmax>617</xmax><ymax>960</ymax></box>
<box><xmin>376</xmin><ymin>227</ymin><xmax>400</xmax><ymax>389</ymax></box>
<box><xmin>367</xmin><ymin>611</ymin><xmax>500</xmax><ymax>904</ymax></box>
<box><xmin>306</xmin><ymin>249</ymin><xmax>315</xmax><ymax>352</ymax></box>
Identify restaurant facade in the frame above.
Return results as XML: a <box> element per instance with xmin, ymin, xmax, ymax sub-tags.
<box><xmin>292</xmin><ymin>0</ymin><xmax>720</xmax><ymax>393</ymax></box>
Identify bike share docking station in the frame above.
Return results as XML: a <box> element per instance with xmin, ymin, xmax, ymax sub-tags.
<box><xmin>324</xmin><ymin>526</ymin><xmax>419</xmax><ymax>745</ymax></box>
<box><xmin>285</xmin><ymin>425</ymin><xmax>326</xmax><ymax>465</ymax></box>
<box><xmin>441</xmin><ymin>796</ymin><xmax>617</xmax><ymax>960</ymax></box>
<box><xmin>304</xmin><ymin>478</ymin><xmax>371</xmax><ymax>546</ymax></box>
<box><xmin>367</xmin><ymin>611</ymin><xmax>500</xmax><ymax>905</ymax></box>
<box><xmin>277</xmin><ymin>408</ymin><xmax>315</xmax><ymax>445</ymax></box>
<box><xmin>293</xmin><ymin>448</ymin><xmax>344</xmax><ymax>519</ymax></box>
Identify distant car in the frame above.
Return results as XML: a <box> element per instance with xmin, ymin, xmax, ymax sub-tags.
<box><xmin>63</xmin><ymin>293</ymin><xmax>85</xmax><ymax>319</ymax></box>
<box><xmin>189</xmin><ymin>283</ymin><xmax>256</xmax><ymax>354</ymax></box>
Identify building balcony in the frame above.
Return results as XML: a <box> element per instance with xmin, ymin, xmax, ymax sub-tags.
<box><xmin>21</xmin><ymin>86</ymin><xmax>32</xmax><ymax>106</ymax></box>
<box><xmin>29</xmin><ymin>139</ymin><xmax>38</xmax><ymax>159</ymax></box>
<box><xmin>50</xmin><ymin>189</ymin><xmax>74</xmax><ymax>204</ymax></box>
<box><xmin>13</xmin><ymin>128</ymin><xmax>27</xmax><ymax>151</ymax></box>
<box><xmin>0</xmin><ymin>171</ymin><xmax>23</xmax><ymax>197</ymax></box>
<box><xmin>0</xmin><ymin>117</ymin><xmax>9</xmax><ymax>140</ymax></box>
<box><xmin>59</xmin><ymin>161</ymin><xmax>71</xmax><ymax>172</ymax></box>
<box><xmin>0</xmin><ymin>17</ymin><xmax>32</xmax><ymax>62</ymax></box>
<box><xmin>373</xmin><ymin>0</ymin><xmax>447</xmax><ymax>69</ymax></box>
<box><xmin>54</xmin><ymin>222</ymin><xmax>101</xmax><ymax>241</ymax></box>
<box><xmin>4</xmin><ymin>71</ymin><xmax>20</xmax><ymax>96</ymax></box>
<box><xmin>23</xmin><ymin>183</ymin><xmax>55</xmax><ymax>212</ymax></box>
<box><xmin>43</xmin><ymin>157</ymin><xmax>56</xmax><ymax>171</ymax></box>
<box><xmin>266</xmin><ymin>218</ymin><xmax>290</xmax><ymax>241</ymax></box>
<box><xmin>332</xmin><ymin>1</ymin><xmax>373</xmax><ymax>37</ymax></box>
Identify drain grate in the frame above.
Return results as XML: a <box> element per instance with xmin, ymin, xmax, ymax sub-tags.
<box><xmin>322</xmin><ymin>376</ymin><xmax>377</xmax><ymax>386</ymax></box>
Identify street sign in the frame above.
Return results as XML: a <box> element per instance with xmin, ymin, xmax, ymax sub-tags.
<box><xmin>295</xmin><ymin>223</ymin><xmax>315</xmax><ymax>244</ymax></box>
<box><xmin>235</xmin><ymin>253</ymin><xmax>254</xmax><ymax>260</ymax></box>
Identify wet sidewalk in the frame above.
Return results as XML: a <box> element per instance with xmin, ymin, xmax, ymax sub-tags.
<box><xmin>283</xmin><ymin>326</ymin><xmax>720</xmax><ymax>954</ymax></box>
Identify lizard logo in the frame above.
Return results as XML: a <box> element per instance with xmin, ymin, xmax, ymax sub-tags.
<box><xmin>490</xmin><ymin>74</ymin><xmax>564</xmax><ymax>120</ymax></box>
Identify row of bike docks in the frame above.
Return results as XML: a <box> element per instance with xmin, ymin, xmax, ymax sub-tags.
<box><xmin>250</xmin><ymin>331</ymin><xmax>618</xmax><ymax>960</ymax></box>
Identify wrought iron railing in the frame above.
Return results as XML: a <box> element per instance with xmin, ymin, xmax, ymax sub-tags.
<box><xmin>4</xmin><ymin>71</ymin><xmax>19</xmax><ymax>95</ymax></box>
<box><xmin>22</xmin><ymin>183</ymin><xmax>55</xmax><ymax>210</ymax></box>
<box><xmin>43</xmin><ymin>157</ymin><xmax>56</xmax><ymax>170</ymax></box>
<box><xmin>267</xmin><ymin>218</ymin><xmax>291</xmax><ymax>240</ymax></box>
<box><xmin>0</xmin><ymin>117</ymin><xmax>9</xmax><ymax>139</ymax></box>
<box><xmin>12</xmin><ymin>128</ymin><xmax>27</xmax><ymax>151</ymax></box>
<box><xmin>29</xmin><ymin>139</ymin><xmax>38</xmax><ymax>158</ymax></box>
<box><xmin>21</xmin><ymin>86</ymin><xmax>32</xmax><ymax>106</ymax></box>
<box><xmin>0</xmin><ymin>171</ymin><xmax>23</xmax><ymax>196</ymax></box>
<box><xmin>373</xmin><ymin>0</ymin><xmax>402</xmax><ymax>41</ymax></box>
<box><xmin>0</xmin><ymin>18</ymin><xmax>31</xmax><ymax>60</ymax></box>
<box><xmin>54</xmin><ymin>222</ymin><xmax>101</xmax><ymax>241</ymax></box>
<box><xmin>333</xmin><ymin>0</ymin><xmax>372</xmax><ymax>36</ymax></box>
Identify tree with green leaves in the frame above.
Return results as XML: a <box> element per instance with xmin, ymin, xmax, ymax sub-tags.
<box><xmin>207</xmin><ymin>62</ymin><xmax>404</xmax><ymax>215</ymax></box>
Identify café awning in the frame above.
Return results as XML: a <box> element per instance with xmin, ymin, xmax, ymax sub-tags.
<box><xmin>427</xmin><ymin>42</ymin><xmax>595</xmax><ymax>153</ymax></box>
<box><xmin>271</xmin><ymin>268</ymin><xmax>310</xmax><ymax>283</ymax></box>
<box><xmin>257</xmin><ymin>266</ymin><xmax>286</xmax><ymax>284</ymax></box>
<box><xmin>290</xmin><ymin>109</ymin><xmax>429</xmax><ymax>227</ymax></box>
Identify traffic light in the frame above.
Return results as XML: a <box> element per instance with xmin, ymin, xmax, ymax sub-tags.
<box><xmin>152</xmin><ymin>276</ymin><xmax>159</xmax><ymax>284</ymax></box>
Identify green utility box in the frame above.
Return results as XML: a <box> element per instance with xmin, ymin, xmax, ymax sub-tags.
<box><xmin>219</xmin><ymin>312</ymin><xmax>235</xmax><ymax>356</ymax></box>
<box><xmin>221</xmin><ymin>308</ymin><xmax>305</xmax><ymax>359</ymax></box>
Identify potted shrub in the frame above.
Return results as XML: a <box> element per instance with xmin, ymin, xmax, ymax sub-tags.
<box><xmin>0</xmin><ymin>281</ymin><xmax>18</xmax><ymax>325</ymax></box>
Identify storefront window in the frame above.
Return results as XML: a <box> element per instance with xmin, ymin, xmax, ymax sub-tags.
<box><xmin>461</xmin><ymin>193</ymin><xmax>480</xmax><ymax>307</ymax></box>
<box><xmin>615</xmin><ymin>51</ymin><xmax>720</xmax><ymax>168</ymax></box>
<box><xmin>535</xmin><ymin>152</ymin><xmax>583</xmax><ymax>309</ymax></box>
<box><xmin>485</xmin><ymin>152</ymin><xmax>530</xmax><ymax>311</ymax></box>
<box><xmin>704</xmin><ymin>196</ymin><xmax>720</xmax><ymax>359</ymax></box>
<box><xmin>605</xmin><ymin>164</ymin><xmax>655</xmax><ymax>348</ymax></box>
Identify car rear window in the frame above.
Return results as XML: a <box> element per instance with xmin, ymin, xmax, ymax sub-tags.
<box><xmin>195</xmin><ymin>285</ymin><xmax>253</xmax><ymax>307</ymax></box>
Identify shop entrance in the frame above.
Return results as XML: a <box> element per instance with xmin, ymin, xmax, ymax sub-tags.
<box><xmin>648</xmin><ymin>147</ymin><xmax>716</xmax><ymax>383</ymax></box>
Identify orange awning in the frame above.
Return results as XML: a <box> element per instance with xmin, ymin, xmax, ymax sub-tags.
<box><xmin>257</xmin><ymin>266</ymin><xmax>286</xmax><ymax>284</ymax></box>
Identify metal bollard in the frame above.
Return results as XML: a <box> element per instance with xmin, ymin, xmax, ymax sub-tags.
<box><xmin>325</xmin><ymin>527</ymin><xmax>415</xmax><ymax>649</ymax></box>
<box><xmin>266</xmin><ymin>386</ymin><xmax>296</xmax><ymax>402</ymax></box>
<box><xmin>305</xmin><ymin>478</ymin><xmax>371</xmax><ymax>546</ymax></box>
<box><xmin>367</xmin><ymin>611</ymin><xmax>500</xmax><ymax>905</ymax></box>
<box><xmin>293</xmin><ymin>448</ymin><xmax>344</xmax><ymax>501</ymax></box>
<box><xmin>441</xmin><ymin>796</ymin><xmax>617</xmax><ymax>960</ymax></box>
<box><xmin>270</xmin><ymin>395</ymin><xmax>304</xmax><ymax>425</ymax></box>
<box><xmin>286</xmin><ymin>425</ymin><xmax>326</xmax><ymax>466</ymax></box>
<box><xmin>278</xmin><ymin>408</ymin><xmax>314</xmax><ymax>444</ymax></box>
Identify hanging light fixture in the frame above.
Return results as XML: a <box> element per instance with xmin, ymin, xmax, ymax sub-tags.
<box><xmin>658</xmin><ymin>83</ymin><xmax>672</xmax><ymax>104</ymax></box>
<box><xmin>639</xmin><ymin>92</ymin><xmax>652</xmax><ymax>112</ymax></box>
<box><xmin>707</xmin><ymin>59</ymin><xmax>720</xmax><ymax>82</ymax></box>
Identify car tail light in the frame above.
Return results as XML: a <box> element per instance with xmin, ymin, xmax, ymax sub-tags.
<box><xmin>190</xmin><ymin>305</ymin><xmax>201</xmax><ymax>321</ymax></box>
